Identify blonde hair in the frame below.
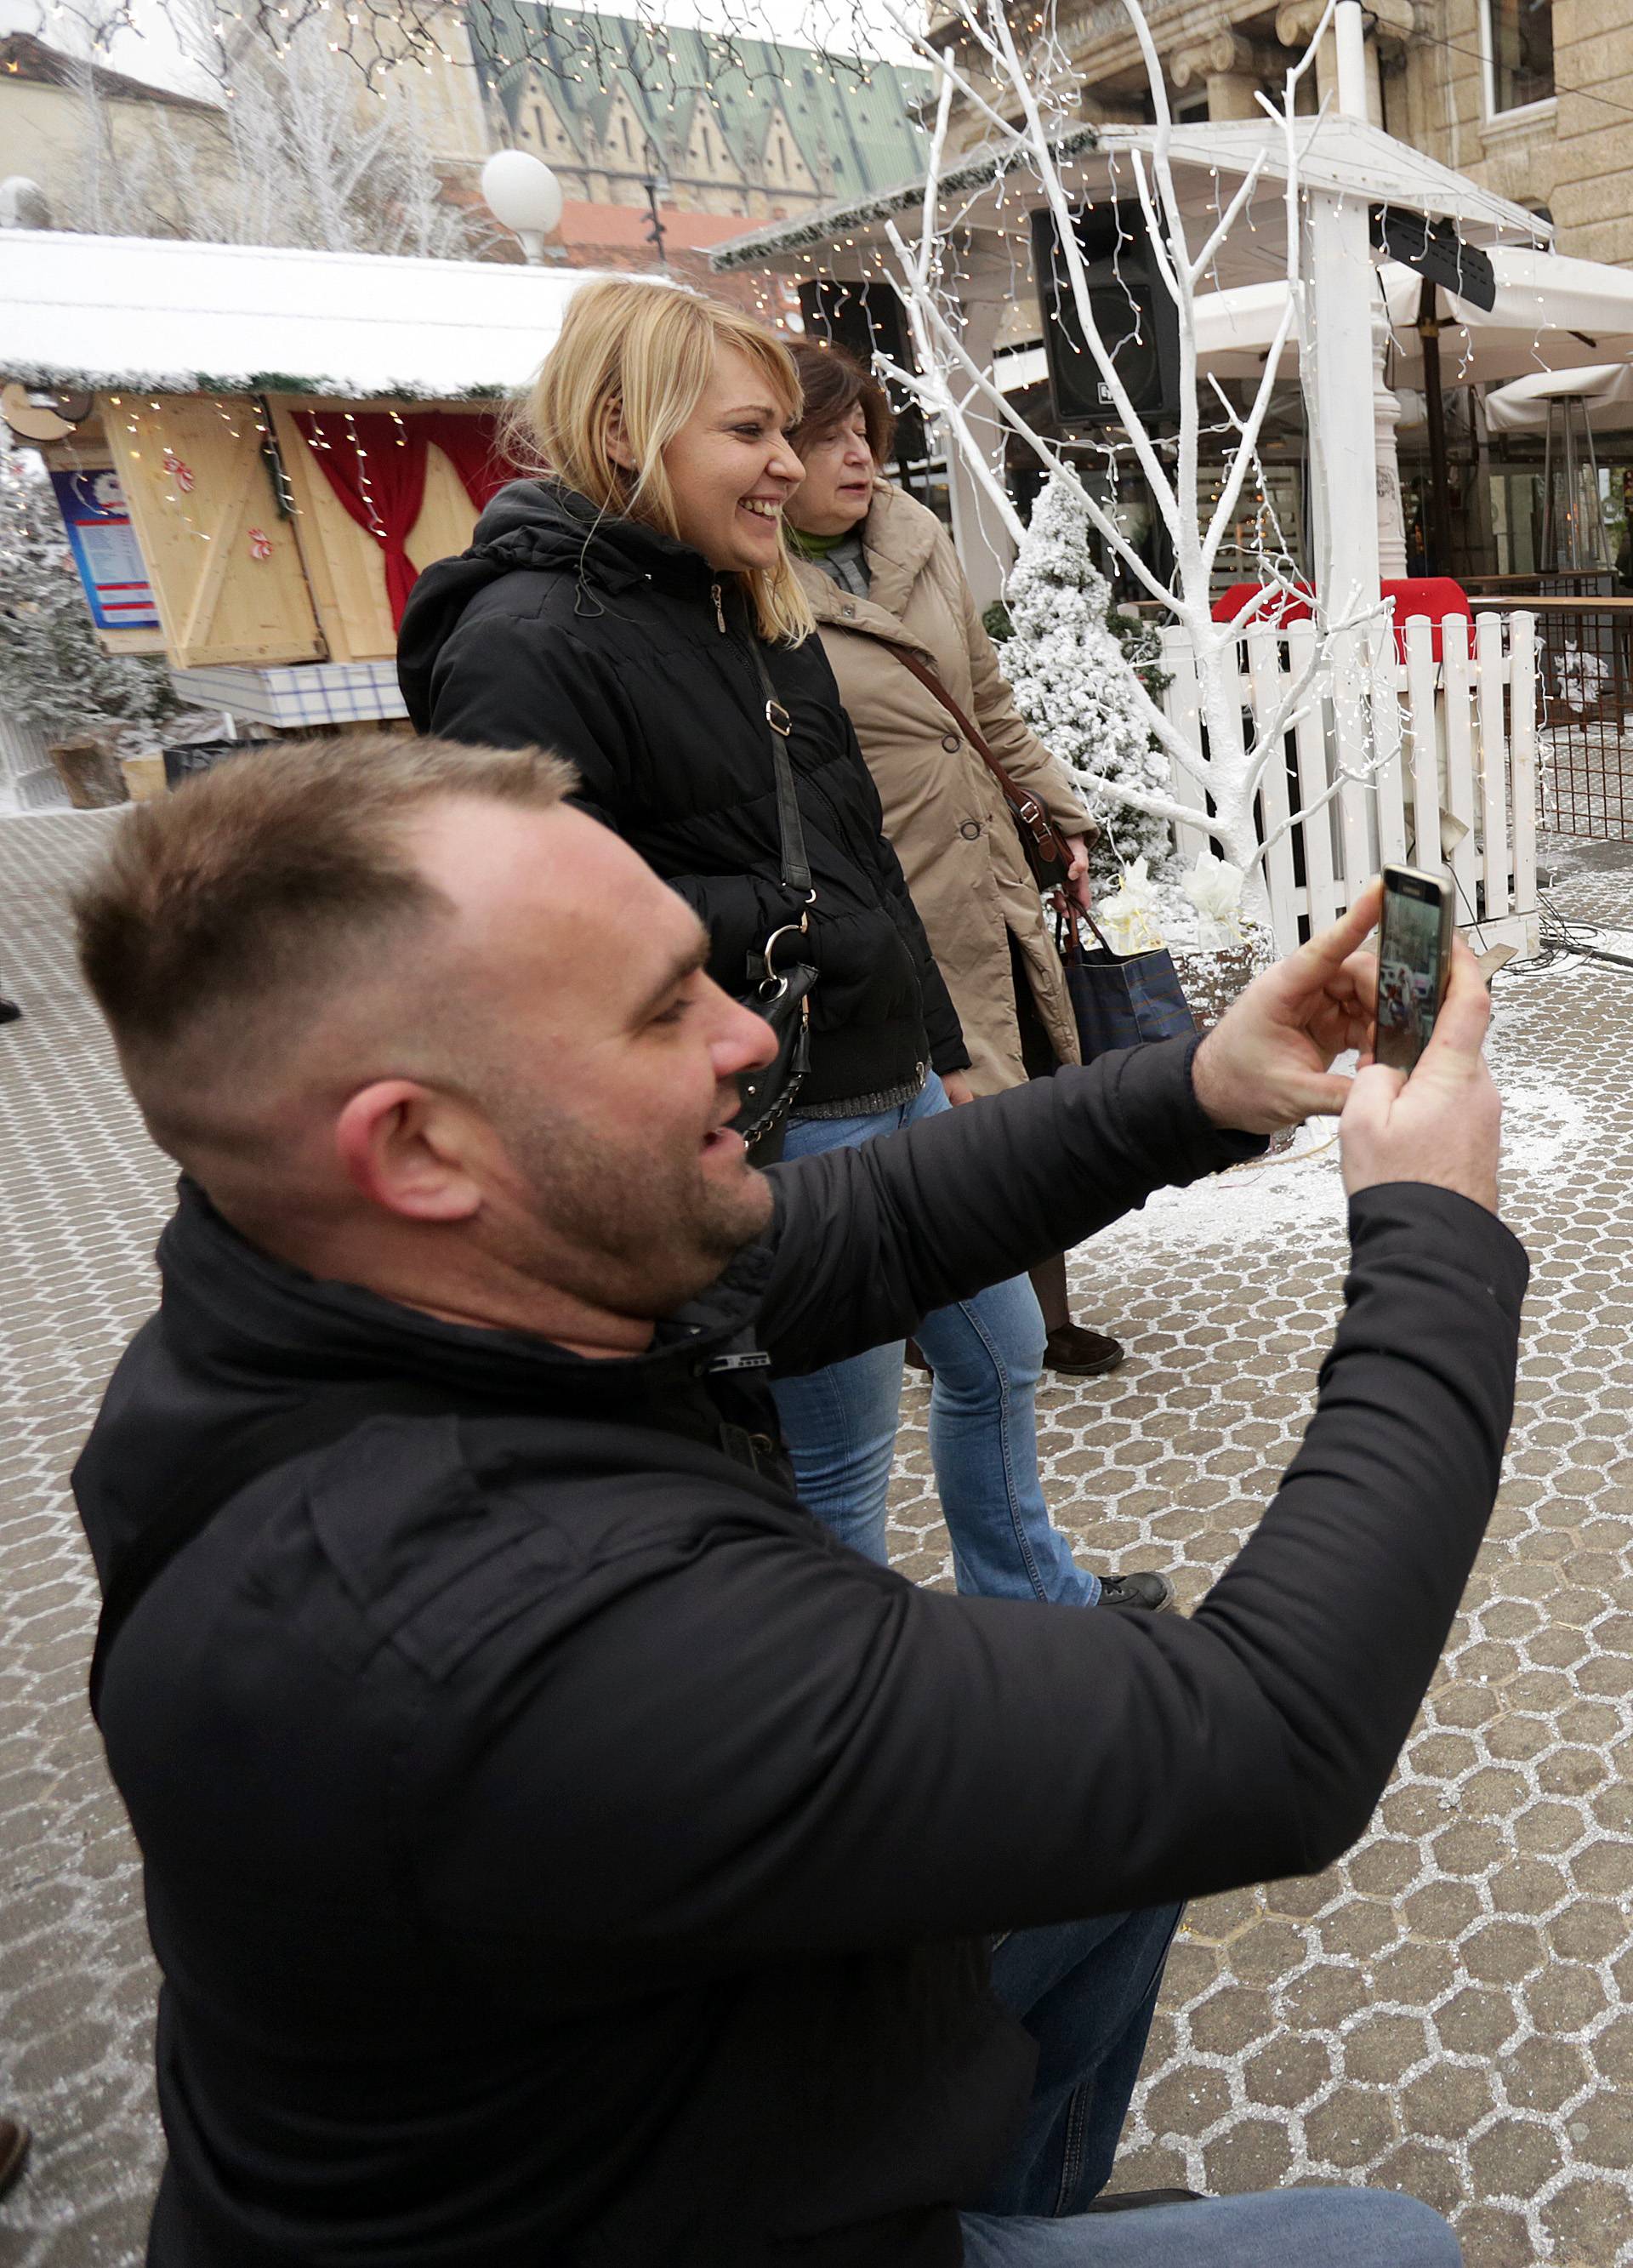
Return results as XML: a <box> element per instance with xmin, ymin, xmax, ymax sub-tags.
<box><xmin>509</xmin><ymin>278</ymin><xmax>814</xmax><ymax>646</ymax></box>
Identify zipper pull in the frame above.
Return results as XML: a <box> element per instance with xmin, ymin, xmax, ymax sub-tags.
<box><xmin>711</xmin><ymin>581</ymin><xmax>726</xmax><ymax>634</ymax></box>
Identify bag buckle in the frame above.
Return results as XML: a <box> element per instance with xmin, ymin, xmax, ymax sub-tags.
<box><xmin>1016</xmin><ymin>793</ymin><xmax>1052</xmax><ymax>844</ymax></box>
<box><xmin>765</xmin><ymin>698</ymin><xmax>792</xmax><ymax>738</ymax></box>
<box><xmin>760</xmin><ymin>916</ymin><xmax>808</xmax><ymax>989</ymax></box>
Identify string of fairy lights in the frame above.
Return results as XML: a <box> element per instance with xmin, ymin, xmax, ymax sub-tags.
<box><xmin>21</xmin><ymin>0</ymin><xmax>1596</xmax><ymax>594</ymax></box>
<box><xmin>84</xmin><ymin>388</ymin><xmax>434</xmax><ymax>573</ymax></box>
<box><xmin>31</xmin><ymin>0</ymin><xmax>889</xmax><ymax>98</ymax></box>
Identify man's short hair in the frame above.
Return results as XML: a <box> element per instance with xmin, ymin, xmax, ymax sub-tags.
<box><xmin>71</xmin><ymin>732</ymin><xmax>575</xmax><ymax>1082</ymax></box>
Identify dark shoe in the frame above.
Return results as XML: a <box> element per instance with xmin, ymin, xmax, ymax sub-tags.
<box><xmin>0</xmin><ymin>998</ymin><xmax>20</xmax><ymax>1026</ymax></box>
<box><xmin>1044</xmin><ymin>1324</ymin><xmax>1124</xmax><ymax>1376</ymax></box>
<box><xmin>0</xmin><ymin>2116</ymin><xmax>31</xmax><ymax>2198</ymax></box>
<box><xmin>1097</xmin><ymin>1571</ymin><xmax>1175</xmax><ymax>1614</ymax></box>
<box><xmin>1084</xmin><ymin>2187</ymin><xmax>1204</xmax><ymax>2212</ymax></box>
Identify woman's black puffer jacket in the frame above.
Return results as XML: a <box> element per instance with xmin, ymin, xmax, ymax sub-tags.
<box><xmin>398</xmin><ymin>480</ymin><xmax>968</xmax><ymax>1108</ymax></box>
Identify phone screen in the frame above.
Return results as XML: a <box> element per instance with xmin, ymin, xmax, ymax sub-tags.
<box><xmin>1376</xmin><ymin>871</ymin><xmax>1451</xmax><ymax>1073</ymax></box>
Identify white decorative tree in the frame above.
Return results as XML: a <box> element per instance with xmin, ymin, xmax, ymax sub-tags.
<box><xmin>1004</xmin><ymin>471</ymin><xmax>1174</xmax><ymax>882</ymax></box>
<box><xmin>868</xmin><ymin>0</ymin><xmax>1397</xmax><ymax>923</ymax></box>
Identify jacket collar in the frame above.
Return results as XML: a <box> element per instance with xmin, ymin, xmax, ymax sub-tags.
<box><xmin>792</xmin><ymin>481</ymin><xmax>942</xmax><ymax>659</ymax></box>
<box><xmin>155</xmin><ymin>1175</ymin><xmax>775</xmax><ymax>1411</ymax></box>
<box><xmin>471</xmin><ymin>477</ymin><xmax>720</xmax><ymax>602</ymax></box>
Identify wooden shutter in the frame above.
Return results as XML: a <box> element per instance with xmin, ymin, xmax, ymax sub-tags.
<box><xmin>101</xmin><ymin>395</ymin><xmax>324</xmax><ymax>669</ymax></box>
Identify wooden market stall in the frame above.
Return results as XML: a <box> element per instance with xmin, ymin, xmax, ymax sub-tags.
<box><xmin>1</xmin><ymin>229</ymin><xmax>601</xmax><ymax>727</ymax></box>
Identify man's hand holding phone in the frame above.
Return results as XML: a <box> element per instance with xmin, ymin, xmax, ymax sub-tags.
<box><xmin>1192</xmin><ymin>880</ymin><xmax>1384</xmax><ymax>1136</ymax></box>
<box><xmin>1191</xmin><ymin>875</ymin><xmax>1501</xmax><ymax>1214</ymax></box>
<box><xmin>1340</xmin><ymin>933</ymin><xmax>1502</xmax><ymax>1213</ymax></box>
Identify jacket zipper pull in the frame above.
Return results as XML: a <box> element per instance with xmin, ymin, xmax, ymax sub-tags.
<box><xmin>711</xmin><ymin>581</ymin><xmax>726</xmax><ymax>634</ymax></box>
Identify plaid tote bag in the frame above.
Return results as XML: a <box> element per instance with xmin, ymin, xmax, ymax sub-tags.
<box><xmin>1056</xmin><ymin>905</ymin><xmax>1197</xmax><ymax>1062</ymax></box>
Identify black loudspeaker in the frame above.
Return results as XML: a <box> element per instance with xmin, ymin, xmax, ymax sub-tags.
<box><xmin>797</xmin><ymin>281</ymin><xmax>929</xmax><ymax>475</ymax></box>
<box><xmin>1030</xmin><ymin>202</ymin><xmax>1181</xmax><ymax>428</ymax></box>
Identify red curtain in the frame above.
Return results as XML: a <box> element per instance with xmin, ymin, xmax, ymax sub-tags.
<box><xmin>420</xmin><ymin>413</ymin><xmax>517</xmax><ymax>512</ymax></box>
<box><xmin>294</xmin><ymin>411</ymin><xmax>430</xmax><ymax>628</ymax></box>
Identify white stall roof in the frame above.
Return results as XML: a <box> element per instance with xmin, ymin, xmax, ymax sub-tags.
<box><xmin>712</xmin><ymin>116</ymin><xmax>1548</xmax><ymax>286</ymax></box>
<box><xmin>0</xmin><ymin>231</ymin><xmax>629</xmax><ymax>401</ymax></box>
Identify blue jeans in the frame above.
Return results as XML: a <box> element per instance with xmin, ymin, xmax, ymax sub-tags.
<box><xmin>968</xmin><ymin>1914</ymin><xmax>1460</xmax><ymax>2267</ymax></box>
<box><xmin>771</xmin><ymin>1073</ymin><xmax>1098</xmax><ymax>1606</ymax></box>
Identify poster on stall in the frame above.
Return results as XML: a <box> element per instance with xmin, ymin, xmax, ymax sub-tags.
<box><xmin>49</xmin><ymin>469</ymin><xmax>161</xmax><ymax>632</ymax></box>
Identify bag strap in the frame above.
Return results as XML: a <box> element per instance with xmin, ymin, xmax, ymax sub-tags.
<box><xmin>1055</xmin><ymin>900</ymin><xmax>1117</xmax><ymax>961</ymax></box>
<box><xmin>747</xmin><ymin>640</ymin><xmax>812</xmax><ymax>901</ymax></box>
<box><xmin>88</xmin><ymin>1380</ymin><xmax>478</xmax><ymax>1723</ymax></box>
<box><xmin>885</xmin><ymin>645</ymin><xmax>1073</xmax><ymax>871</ymax></box>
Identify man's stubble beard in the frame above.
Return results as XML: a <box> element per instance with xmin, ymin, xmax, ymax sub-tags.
<box><xmin>498</xmin><ymin>1100</ymin><xmax>772</xmax><ymax>1319</ymax></box>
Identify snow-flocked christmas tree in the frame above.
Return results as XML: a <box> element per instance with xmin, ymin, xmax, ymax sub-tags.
<box><xmin>1003</xmin><ymin>472</ymin><xmax>1175</xmax><ymax>883</ymax></box>
<box><xmin>0</xmin><ymin>447</ymin><xmax>179</xmax><ymax>751</ymax></box>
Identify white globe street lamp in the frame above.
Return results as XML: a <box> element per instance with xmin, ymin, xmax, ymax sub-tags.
<box><xmin>481</xmin><ymin>151</ymin><xmax>565</xmax><ymax>265</ymax></box>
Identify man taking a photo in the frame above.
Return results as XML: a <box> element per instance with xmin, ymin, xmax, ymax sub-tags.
<box><xmin>71</xmin><ymin>733</ymin><xmax>1519</xmax><ymax>2268</ymax></box>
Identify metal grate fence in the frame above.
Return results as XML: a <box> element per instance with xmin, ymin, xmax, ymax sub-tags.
<box><xmin>1465</xmin><ymin>595</ymin><xmax>1633</xmax><ymax>841</ymax></box>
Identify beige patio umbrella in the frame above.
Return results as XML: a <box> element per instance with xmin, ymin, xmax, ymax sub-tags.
<box><xmin>1193</xmin><ymin>248</ymin><xmax>1633</xmax><ymax>390</ymax></box>
<box><xmin>1484</xmin><ymin>362</ymin><xmax>1633</xmax><ymax>433</ymax></box>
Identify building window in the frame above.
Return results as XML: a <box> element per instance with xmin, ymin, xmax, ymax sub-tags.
<box><xmin>1485</xmin><ymin>0</ymin><xmax>1553</xmax><ymax>112</ymax></box>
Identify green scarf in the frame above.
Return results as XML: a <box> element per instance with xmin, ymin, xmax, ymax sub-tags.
<box><xmin>786</xmin><ymin>524</ymin><xmax>851</xmax><ymax>559</ymax></box>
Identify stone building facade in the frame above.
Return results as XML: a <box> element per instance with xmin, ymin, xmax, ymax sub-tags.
<box><xmin>939</xmin><ymin>0</ymin><xmax>1618</xmax><ymax>271</ymax></box>
<box><xmin>0</xmin><ymin>31</ymin><xmax>228</xmax><ymax>235</ymax></box>
<box><xmin>473</xmin><ymin>6</ymin><xmax>930</xmax><ymax>222</ymax></box>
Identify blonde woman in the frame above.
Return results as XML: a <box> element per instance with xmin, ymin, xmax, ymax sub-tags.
<box><xmin>400</xmin><ymin>279</ymin><xmax>961</xmax><ymax>1125</ymax></box>
<box><xmin>400</xmin><ymin>281</ymin><xmax>1165</xmax><ymax>1612</ymax></box>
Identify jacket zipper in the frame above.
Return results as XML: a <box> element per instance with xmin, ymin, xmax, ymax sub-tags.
<box><xmin>711</xmin><ymin>581</ymin><xmax>726</xmax><ymax>634</ymax></box>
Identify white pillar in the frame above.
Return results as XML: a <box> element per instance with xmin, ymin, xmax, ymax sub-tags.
<box><xmin>943</xmin><ymin>293</ymin><xmax>1016</xmax><ymax>612</ymax></box>
<box><xmin>1373</xmin><ymin>303</ymin><xmax>1408</xmax><ymax>576</ymax></box>
<box><xmin>1302</xmin><ymin>191</ymin><xmax>1383</xmax><ymax>618</ymax></box>
<box><xmin>1334</xmin><ymin>0</ymin><xmax>1370</xmax><ymax>119</ymax></box>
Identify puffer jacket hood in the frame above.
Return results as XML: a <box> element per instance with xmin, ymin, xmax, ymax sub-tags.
<box><xmin>398</xmin><ymin>479</ymin><xmax>712</xmax><ymax>724</ymax></box>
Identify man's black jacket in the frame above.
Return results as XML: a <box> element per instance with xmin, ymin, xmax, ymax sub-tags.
<box><xmin>396</xmin><ymin>479</ymin><xmax>969</xmax><ymax>1105</ymax></box>
<box><xmin>73</xmin><ymin>1040</ymin><xmax>1528</xmax><ymax>2268</ymax></box>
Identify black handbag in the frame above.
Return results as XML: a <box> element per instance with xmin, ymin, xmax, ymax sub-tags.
<box><xmin>728</xmin><ymin>642</ymin><xmax>819</xmax><ymax>1164</ymax></box>
<box><xmin>1056</xmin><ymin>904</ymin><xmax>1197</xmax><ymax>1063</ymax></box>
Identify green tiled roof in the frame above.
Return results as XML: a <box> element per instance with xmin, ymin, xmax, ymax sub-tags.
<box><xmin>469</xmin><ymin>4</ymin><xmax>929</xmax><ymax>200</ymax></box>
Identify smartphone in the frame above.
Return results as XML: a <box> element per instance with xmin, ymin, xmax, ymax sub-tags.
<box><xmin>1375</xmin><ymin>863</ymin><xmax>1454</xmax><ymax>1074</ymax></box>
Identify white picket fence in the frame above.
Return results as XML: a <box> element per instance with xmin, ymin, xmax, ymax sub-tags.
<box><xmin>0</xmin><ymin>714</ymin><xmax>70</xmax><ymax>812</ymax></box>
<box><xmin>1157</xmin><ymin>611</ymin><xmax>1539</xmax><ymax>958</ymax></box>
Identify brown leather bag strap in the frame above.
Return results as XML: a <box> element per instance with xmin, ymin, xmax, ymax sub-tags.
<box><xmin>885</xmin><ymin>644</ymin><xmax>1073</xmax><ymax>869</ymax></box>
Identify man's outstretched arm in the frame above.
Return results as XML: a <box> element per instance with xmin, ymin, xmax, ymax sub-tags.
<box><xmin>759</xmin><ymin>885</ymin><xmax>1385</xmax><ymax>1378</ymax></box>
<box><xmin>422</xmin><ymin>929</ymin><xmax>1524</xmax><ymax>1964</ymax></box>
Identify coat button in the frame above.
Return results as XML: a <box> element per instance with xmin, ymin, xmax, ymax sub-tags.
<box><xmin>841</xmin><ymin>603</ymin><xmax>856</xmax><ymax>618</ymax></box>
<box><xmin>941</xmin><ymin>733</ymin><xmax>961</xmax><ymax>753</ymax></box>
<box><xmin>959</xmin><ymin>820</ymin><xmax>982</xmax><ymax>840</ymax></box>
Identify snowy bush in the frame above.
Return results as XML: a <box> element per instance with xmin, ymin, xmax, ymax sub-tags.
<box><xmin>1004</xmin><ymin>472</ymin><xmax>1176</xmax><ymax>882</ymax></box>
<box><xmin>0</xmin><ymin>447</ymin><xmax>180</xmax><ymax>749</ymax></box>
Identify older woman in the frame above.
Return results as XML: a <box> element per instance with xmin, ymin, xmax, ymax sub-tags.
<box><xmin>783</xmin><ymin>339</ymin><xmax>1129</xmax><ymax>1376</ymax></box>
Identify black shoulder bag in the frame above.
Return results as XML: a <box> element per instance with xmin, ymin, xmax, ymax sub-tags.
<box><xmin>727</xmin><ymin>642</ymin><xmax>819</xmax><ymax>1165</ymax></box>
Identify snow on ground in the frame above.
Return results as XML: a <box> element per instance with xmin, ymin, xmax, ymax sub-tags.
<box><xmin>1082</xmin><ymin>1023</ymin><xmax>1596</xmax><ymax>1268</ymax></box>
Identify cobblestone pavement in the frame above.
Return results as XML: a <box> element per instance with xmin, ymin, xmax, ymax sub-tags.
<box><xmin>3</xmin><ymin>810</ymin><xmax>1633</xmax><ymax>2265</ymax></box>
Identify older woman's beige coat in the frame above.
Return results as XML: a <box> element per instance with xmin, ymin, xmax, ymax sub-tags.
<box><xmin>793</xmin><ymin>482</ymin><xmax>1094</xmax><ymax>1096</ymax></box>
